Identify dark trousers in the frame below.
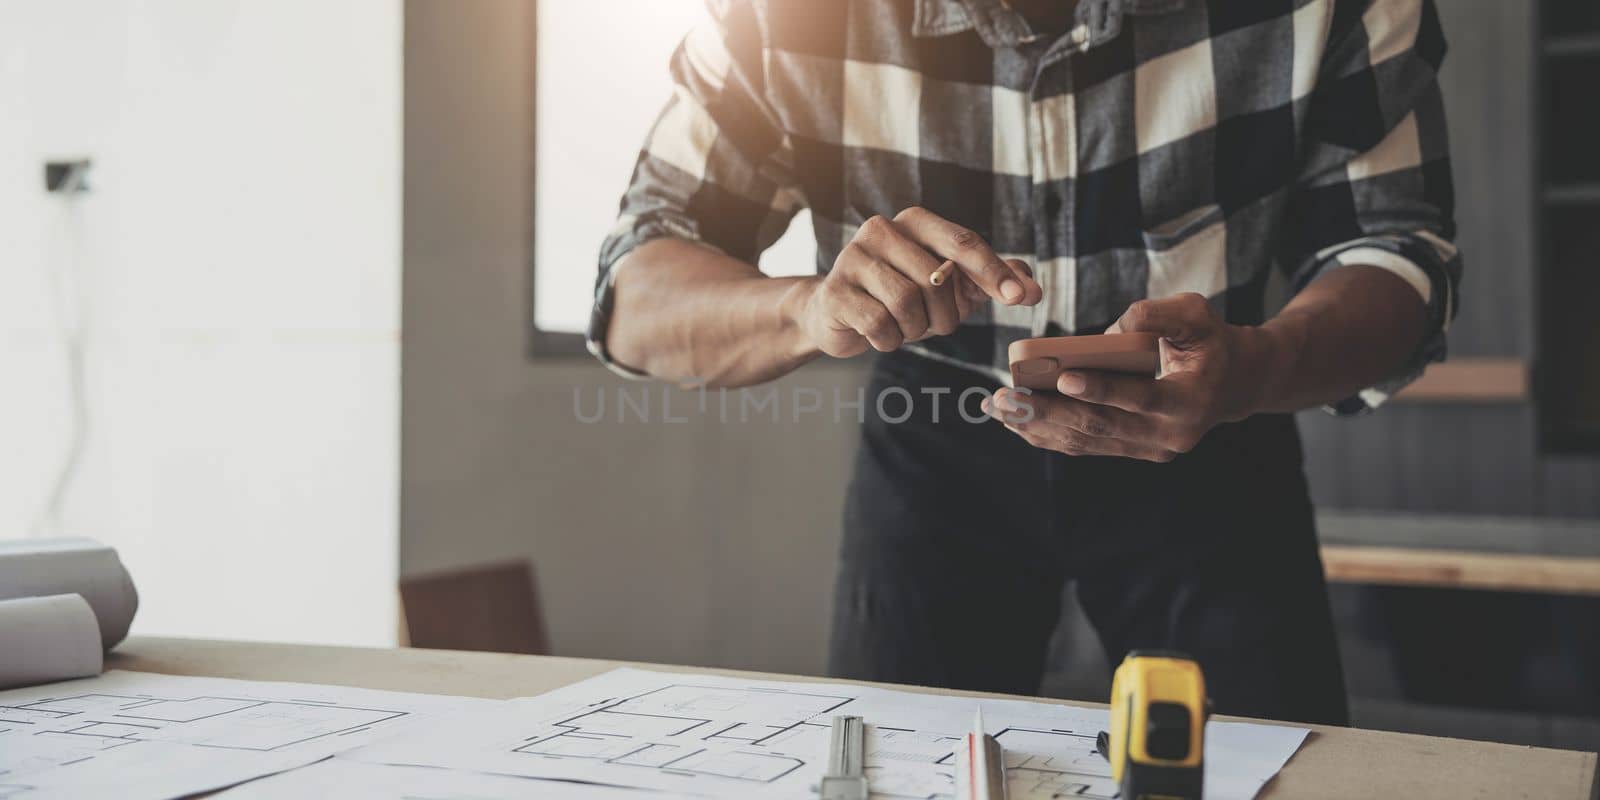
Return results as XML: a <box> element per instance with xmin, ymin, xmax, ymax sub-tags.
<box><xmin>826</xmin><ymin>351</ymin><xmax>1349</xmax><ymax>726</ymax></box>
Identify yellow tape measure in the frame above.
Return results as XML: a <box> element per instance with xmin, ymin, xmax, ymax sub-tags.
<box><xmin>1099</xmin><ymin>650</ymin><xmax>1208</xmax><ymax>800</ymax></box>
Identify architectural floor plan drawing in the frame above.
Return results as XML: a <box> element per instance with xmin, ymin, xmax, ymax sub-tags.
<box><xmin>352</xmin><ymin>668</ymin><xmax>1309</xmax><ymax>800</ymax></box>
<box><xmin>512</xmin><ymin>681</ymin><xmax>853</xmax><ymax>783</ymax></box>
<box><xmin>0</xmin><ymin>671</ymin><xmax>493</xmax><ymax>800</ymax></box>
<box><xmin>216</xmin><ymin>758</ymin><xmax>709</xmax><ymax>800</ymax></box>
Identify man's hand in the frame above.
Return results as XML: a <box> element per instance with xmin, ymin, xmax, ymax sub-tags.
<box><xmin>787</xmin><ymin>207</ymin><xmax>1042</xmax><ymax>357</ymax></box>
<box><xmin>982</xmin><ymin>293</ymin><xmax>1290</xmax><ymax>462</ymax></box>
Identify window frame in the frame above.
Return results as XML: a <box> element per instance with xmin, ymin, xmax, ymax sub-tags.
<box><xmin>526</xmin><ymin>0</ymin><xmax>595</xmax><ymax>359</ymax></box>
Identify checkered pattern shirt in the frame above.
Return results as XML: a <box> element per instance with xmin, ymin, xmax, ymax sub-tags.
<box><xmin>591</xmin><ymin>0</ymin><xmax>1462</xmax><ymax>415</ymax></box>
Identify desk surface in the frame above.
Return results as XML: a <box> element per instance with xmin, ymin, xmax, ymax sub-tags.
<box><xmin>110</xmin><ymin>637</ymin><xmax>1598</xmax><ymax>800</ymax></box>
<box><xmin>1316</xmin><ymin>511</ymin><xmax>1600</xmax><ymax>594</ymax></box>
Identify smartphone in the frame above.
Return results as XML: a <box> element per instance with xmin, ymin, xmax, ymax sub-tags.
<box><xmin>1007</xmin><ymin>333</ymin><xmax>1160</xmax><ymax>390</ymax></box>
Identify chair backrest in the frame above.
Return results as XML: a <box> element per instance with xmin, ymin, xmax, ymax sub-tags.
<box><xmin>399</xmin><ymin>560</ymin><xmax>549</xmax><ymax>654</ymax></box>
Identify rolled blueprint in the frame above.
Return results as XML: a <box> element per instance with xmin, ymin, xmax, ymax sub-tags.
<box><xmin>0</xmin><ymin>593</ymin><xmax>104</xmax><ymax>688</ymax></box>
<box><xmin>0</xmin><ymin>537</ymin><xmax>139</xmax><ymax>649</ymax></box>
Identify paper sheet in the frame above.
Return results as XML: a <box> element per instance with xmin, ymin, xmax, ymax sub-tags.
<box><xmin>0</xmin><ymin>670</ymin><xmax>496</xmax><ymax>800</ymax></box>
<box><xmin>218</xmin><ymin>759</ymin><xmax>700</xmax><ymax>799</ymax></box>
<box><xmin>0</xmin><ymin>538</ymin><xmax>139</xmax><ymax>650</ymax></box>
<box><xmin>0</xmin><ymin>595</ymin><xmax>103</xmax><ymax>689</ymax></box>
<box><xmin>352</xmin><ymin>668</ymin><xmax>1308</xmax><ymax>800</ymax></box>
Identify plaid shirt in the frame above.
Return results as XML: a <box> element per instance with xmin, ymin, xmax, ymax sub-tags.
<box><xmin>591</xmin><ymin>0</ymin><xmax>1462</xmax><ymax>415</ymax></box>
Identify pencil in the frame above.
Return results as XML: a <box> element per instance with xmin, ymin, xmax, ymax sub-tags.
<box><xmin>929</xmin><ymin>260</ymin><xmax>956</xmax><ymax>287</ymax></box>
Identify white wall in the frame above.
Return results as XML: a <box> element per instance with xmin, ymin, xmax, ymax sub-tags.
<box><xmin>404</xmin><ymin>0</ymin><xmax>862</xmax><ymax>676</ymax></box>
<box><xmin>0</xmin><ymin>0</ymin><xmax>402</xmax><ymax>646</ymax></box>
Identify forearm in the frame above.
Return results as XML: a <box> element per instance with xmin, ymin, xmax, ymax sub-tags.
<box><xmin>604</xmin><ymin>237</ymin><xmax>820</xmax><ymax>387</ymax></box>
<box><xmin>1251</xmin><ymin>265</ymin><xmax>1428</xmax><ymax>414</ymax></box>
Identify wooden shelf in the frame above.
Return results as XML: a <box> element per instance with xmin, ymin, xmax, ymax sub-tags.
<box><xmin>1321</xmin><ymin>545</ymin><xmax>1600</xmax><ymax>596</ymax></box>
<box><xmin>1544</xmin><ymin>34</ymin><xmax>1600</xmax><ymax>58</ymax></box>
<box><xmin>1318</xmin><ymin>506</ymin><xmax>1600</xmax><ymax>596</ymax></box>
<box><xmin>1391</xmin><ymin>358</ymin><xmax>1528</xmax><ymax>403</ymax></box>
<box><xmin>1545</xmin><ymin>183</ymin><xmax>1600</xmax><ymax>206</ymax></box>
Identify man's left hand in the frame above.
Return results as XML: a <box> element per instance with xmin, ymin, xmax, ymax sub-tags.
<box><xmin>981</xmin><ymin>293</ymin><xmax>1290</xmax><ymax>462</ymax></box>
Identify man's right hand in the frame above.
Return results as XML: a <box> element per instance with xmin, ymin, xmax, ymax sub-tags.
<box><xmin>786</xmin><ymin>207</ymin><xmax>1042</xmax><ymax>358</ymax></box>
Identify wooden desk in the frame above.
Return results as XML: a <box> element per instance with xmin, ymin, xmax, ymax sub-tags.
<box><xmin>1320</xmin><ymin>545</ymin><xmax>1600</xmax><ymax>595</ymax></box>
<box><xmin>110</xmin><ymin>637</ymin><xmax>1598</xmax><ymax>800</ymax></box>
<box><xmin>1317</xmin><ymin>511</ymin><xmax>1600</xmax><ymax>595</ymax></box>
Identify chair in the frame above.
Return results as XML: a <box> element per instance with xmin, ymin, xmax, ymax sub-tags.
<box><xmin>399</xmin><ymin>560</ymin><xmax>550</xmax><ymax>654</ymax></box>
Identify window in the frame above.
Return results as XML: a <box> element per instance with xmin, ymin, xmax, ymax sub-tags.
<box><xmin>532</xmin><ymin>0</ymin><xmax>816</xmax><ymax>347</ymax></box>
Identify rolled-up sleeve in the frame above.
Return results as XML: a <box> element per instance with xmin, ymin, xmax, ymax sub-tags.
<box><xmin>1281</xmin><ymin>0</ymin><xmax>1463</xmax><ymax>415</ymax></box>
<box><xmin>588</xmin><ymin>0</ymin><xmax>806</xmax><ymax>376</ymax></box>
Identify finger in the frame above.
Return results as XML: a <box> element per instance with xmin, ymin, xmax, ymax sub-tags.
<box><xmin>926</xmin><ymin>282</ymin><xmax>961</xmax><ymax>338</ymax></box>
<box><xmin>1002</xmin><ymin>421</ymin><xmax>1056</xmax><ymax>451</ymax></box>
<box><xmin>1108</xmin><ymin>294</ymin><xmax>1214</xmax><ymax>344</ymax></box>
<box><xmin>894</xmin><ymin>207</ymin><xmax>1039</xmax><ymax>305</ymax></box>
<box><xmin>957</xmin><ymin>270</ymin><xmax>987</xmax><ymax>310</ymax></box>
<box><xmin>851</xmin><ymin>256</ymin><xmax>931</xmax><ymax>342</ymax></box>
<box><xmin>854</xmin><ymin>216</ymin><xmax>945</xmax><ymax>283</ymax></box>
<box><xmin>828</xmin><ymin>284</ymin><xmax>904</xmax><ymax>352</ymax></box>
<box><xmin>980</xmin><ymin>389</ymin><xmax>1038</xmax><ymax>426</ymax></box>
<box><xmin>952</xmin><ymin>271</ymin><xmax>976</xmax><ymax>319</ymax></box>
<box><xmin>998</xmin><ymin>419</ymin><xmax>1049</xmax><ymax>451</ymax></box>
<box><xmin>924</xmin><ymin>266</ymin><xmax>962</xmax><ymax>336</ymax></box>
<box><xmin>1055</xmin><ymin>370</ymin><xmax>1177</xmax><ymax>416</ymax></box>
<box><xmin>855</xmin><ymin>222</ymin><xmax>960</xmax><ymax>337</ymax></box>
<box><xmin>1017</xmin><ymin>424</ymin><xmax>1177</xmax><ymax>462</ymax></box>
<box><xmin>879</xmin><ymin>250</ymin><xmax>958</xmax><ymax>338</ymax></box>
<box><xmin>1004</xmin><ymin>258</ymin><xmax>1044</xmax><ymax>306</ymax></box>
<box><xmin>985</xmin><ymin>403</ymin><xmax>1177</xmax><ymax>460</ymax></box>
<box><xmin>1001</xmin><ymin>388</ymin><xmax>1161</xmax><ymax>441</ymax></box>
<box><xmin>995</xmin><ymin>388</ymin><xmax>1162</xmax><ymax>449</ymax></box>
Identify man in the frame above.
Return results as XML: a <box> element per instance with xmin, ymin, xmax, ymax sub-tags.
<box><xmin>589</xmin><ymin>0</ymin><xmax>1459</xmax><ymax>726</ymax></box>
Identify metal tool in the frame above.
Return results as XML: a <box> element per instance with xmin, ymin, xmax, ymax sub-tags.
<box><xmin>817</xmin><ymin>714</ymin><xmax>868</xmax><ymax>800</ymax></box>
<box><xmin>956</xmin><ymin>708</ymin><xmax>1008</xmax><ymax>800</ymax></box>
<box><xmin>1101</xmin><ymin>650</ymin><xmax>1209</xmax><ymax>800</ymax></box>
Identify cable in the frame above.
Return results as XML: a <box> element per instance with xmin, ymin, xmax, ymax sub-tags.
<box><xmin>29</xmin><ymin>180</ymin><xmax>91</xmax><ymax>538</ymax></box>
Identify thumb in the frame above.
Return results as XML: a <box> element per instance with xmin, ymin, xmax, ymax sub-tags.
<box><xmin>1107</xmin><ymin>294</ymin><xmax>1213</xmax><ymax>346</ymax></box>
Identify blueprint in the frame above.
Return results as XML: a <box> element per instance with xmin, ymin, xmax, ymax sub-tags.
<box><xmin>0</xmin><ymin>670</ymin><xmax>494</xmax><ymax>800</ymax></box>
<box><xmin>353</xmin><ymin>668</ymin><xmax>1308</xmax><ymax>800</ymax></box>
<box><xmin>218</xmin><ymin>758</ymin><xmax>701</xmax><ymax>799</ymax></box>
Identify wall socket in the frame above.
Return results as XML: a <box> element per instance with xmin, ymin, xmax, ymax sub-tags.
<box><xmin>45</xmin><ymin>159</ymin><xmax>92</xmax><ymax>193</ymax></box>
